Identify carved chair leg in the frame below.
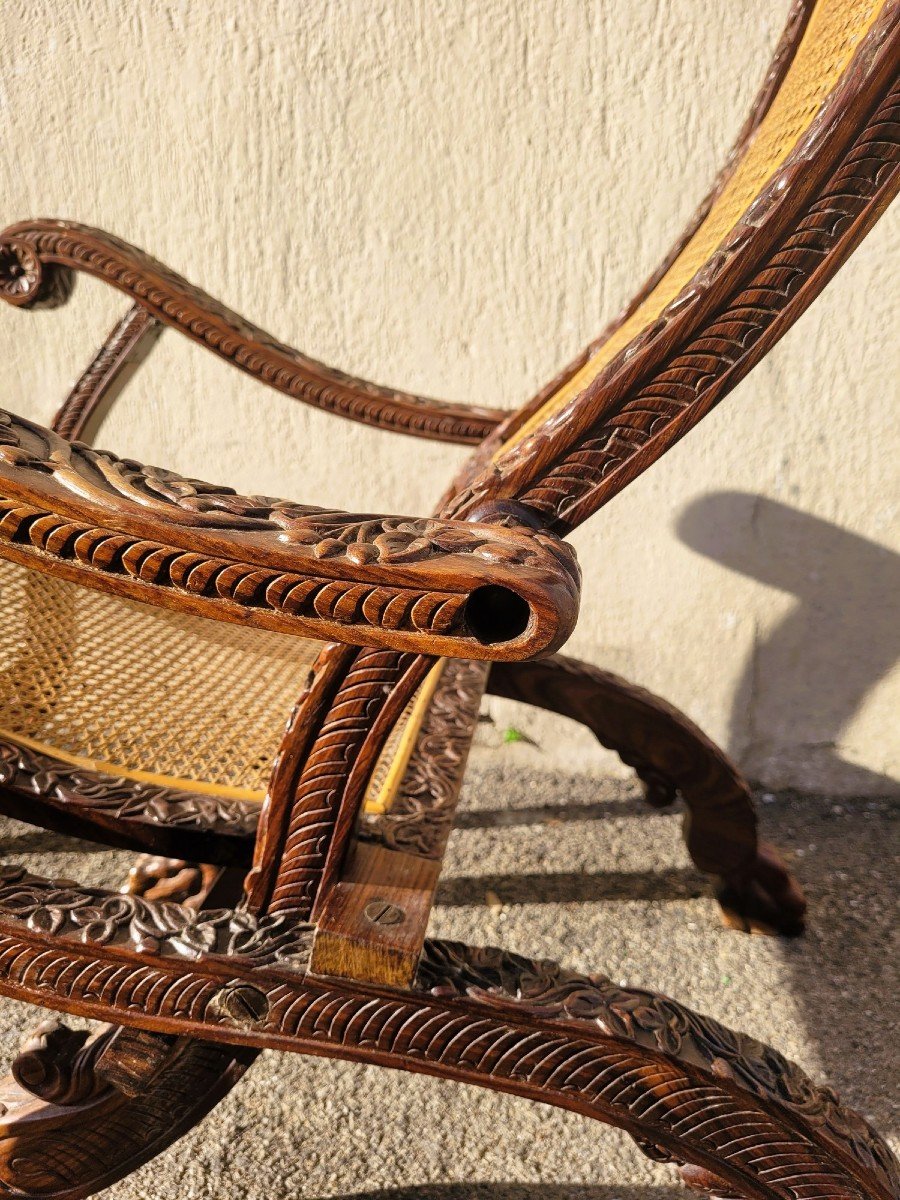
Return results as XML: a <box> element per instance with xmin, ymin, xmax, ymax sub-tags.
<box><xmin>0</xmin><ymin>1023</ymin><xmax>255</xmax><ymax>1199</ymax></box>
<box><xmin>411</xmin><ymin>941</ymin><xmax>896</xmax><ymax>1200</ymax></box>
<box><xmin>0</xmin><ymin>852</ymin><xmax>893</xmax><ymax>1199</ymax></box>
<box><xmin>4</xmin><ymin>935</ymin><xmax>893</xmax><ymax>1200</ymax></box>
<box><xmin>0</xmin><ymin>862</ymin><xmax>256</xmax><ymax>1198</ymax></box>
<box><xmin>488</xmin><ymin>655</ymin><xmax>807</xmax><ymax>935</ymax></box>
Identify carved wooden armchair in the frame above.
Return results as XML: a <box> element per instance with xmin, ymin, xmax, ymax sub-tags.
<box><xmin>0</xmin><ymin>2</ymin><xmax>897</xmax><ymax>1196</ymax></box>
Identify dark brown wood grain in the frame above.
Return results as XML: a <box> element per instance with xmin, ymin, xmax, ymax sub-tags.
<box><xmin>12</xmin><ymin>1020</ymin><xmax>114</xmax><ymax>1107</ymax></box>
<box><xmin>312</xmin><ymin>658</ymin><xmax>488</xmax><ymax>985</ymax></box>
<box><xmin>358</xmin><ymin>658</ymin><xmax>488</xmax><ymax>858</ymax></box>
<box><xmin>0</xmin><ymin>867</ymin><xmax>258</xmax><ymax>1200</ymax></box>
<box><xmin>0</xmin><ymin>5</ymin><xmax>896</xmax><ymax>1195</ymax></box>
<box><xmin>0</xmin><ymin>219</ymin><xmax>505</xmax><ymax>445</ymax></box>
<box><xmin>310</xmin><ymin>842</ymin><xmax>442</xmax><ymax>987</ymax></box>
<box><xmin>0</xmin><ymin>408</ymin><xmax>580</xmax><ymax>659</ymax></box>
<box><xmin>0</xmin><ymin>1032</ymin><xmax>255</xmax><ymax>1199</ymax></box>
<box><xmin>52</xmin><ymin>303</ymin><xmax>163</xmax><ymax>443</ymax></box>
<box><xmin>257</xmin><ymin>648</ymin><xmax>434</xmax><ymax>919</ymax></box>
<box><xmin>0</xmin><ymin>865</ymin><xmax>892</xmax><ymax>1200</ymax></box>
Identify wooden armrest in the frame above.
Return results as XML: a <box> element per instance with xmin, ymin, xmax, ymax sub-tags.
<box><xmin>0</xmin><ymin>409</ymin><xmax>579</xmax><ymax>660</ymax></box>
<box><xmin>0</xmin><ymin>219</ymin><xmax>505</xmax><ymax>445</ymax></box>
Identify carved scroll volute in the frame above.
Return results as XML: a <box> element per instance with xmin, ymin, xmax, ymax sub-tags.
<box><xmin>12</xmin><ymin>1020</ymin><xmax>113</xmax><ymax>1107</ymax></box>
<box><xmin>0</xmin><ymin>236</ymin><xmax>74</xmax><ymax>310</ymax></box>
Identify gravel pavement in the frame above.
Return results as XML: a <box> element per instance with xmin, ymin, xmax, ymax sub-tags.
<box><xmin>0</xmin><ymin>765</ymin><xmax>895</xmax><ymax>1199</ymax></box>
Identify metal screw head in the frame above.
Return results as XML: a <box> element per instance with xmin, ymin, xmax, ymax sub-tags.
<box><xmin>210</xmin><ymin>984</ymin><xmax>270</xmax><ymax>1027</ymax></box>
<box><xmin>363</xmin><ymin>899</ymin><xmax>405</xmax><ymax>927</ymax></box>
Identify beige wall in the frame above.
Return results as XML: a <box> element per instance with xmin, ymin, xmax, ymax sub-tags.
<box><xmin>2</xmin><ymin>1</ymin><xmax>897</xmax><ymax>793</ymax></box>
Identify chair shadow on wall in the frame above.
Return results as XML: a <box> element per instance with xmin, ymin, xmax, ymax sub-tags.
<box><xmin>675</xmin><ymin>491</ymin><xmax>900</xmax><ymax>795</ymax></box>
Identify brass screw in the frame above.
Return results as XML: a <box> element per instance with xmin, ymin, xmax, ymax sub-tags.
<box><xmin>363</xmin><ymin>899</ymin><xmax>405</xmax><ymax>927</ymax></box>
<box><xmin>211</xmin><ymin>984</ymin><xmax>270</xmax><ymax>1027</ymax></box>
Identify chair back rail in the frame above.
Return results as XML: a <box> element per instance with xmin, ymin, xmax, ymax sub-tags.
<box><xmin>0</xmin><ymin>0</ymin><xmax>896</xmax><ymax>974</ymax></box>
<box><xmin>445</xmin><ymin>1</ymin><xmax>900</xmax><ymax>531</ymax></box>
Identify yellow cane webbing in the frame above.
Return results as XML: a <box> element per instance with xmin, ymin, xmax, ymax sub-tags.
<box><xmin>0</xmin><ymin>556</ymin><xmax>435</xmax><ymax>808</ymax></box>
<box><xmin>1</xmin><ymin>0</ymin><xmax>877</xmax><ymax>812</ymax></box>
<box><xmin>362</xmin><ymin>661</ymin><xmax>446</xmax><ymax>814</ymax></box>
<box><xmin>502</xmin><ymin>0</ymin><xmax>885</xmax><ymax>453</ymax></box>
<box><xmin>0</xmin><ymin>557</ymin><xmax>322</xmax><ymax>800</ymax></box>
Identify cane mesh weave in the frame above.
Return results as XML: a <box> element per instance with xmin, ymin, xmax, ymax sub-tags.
<box><xmin>0</xmin><ymin>557</ymin><xmax>324</xmax><ymax>799</ymax></box>
<box><xmin>506</xmin><ymin>0</ymin><xmax>884</xmax><ymax>449</ymax></box>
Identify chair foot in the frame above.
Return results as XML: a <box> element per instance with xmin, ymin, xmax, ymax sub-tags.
<box><xmin>0</xmin><ymin>1022</ymin><xmax>254</xmax><ymax>1199</ymax></box>
<box><xmin>715</xmin><ymin>839</ymin><xmax>807</xmax><ymax>936</ymax></box>
<box><xmin>488</xmin><ymin>655</ymin><xmax>807</xmax><ymax>934</ymax></box>
<box><xmin>0</xmin><ymin>854</ymin><xmax>893</xmax><ymax>1200</ymax></box>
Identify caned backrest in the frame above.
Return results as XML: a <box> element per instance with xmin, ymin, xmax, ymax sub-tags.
<box><xmin>512</xmin><ymin>0</ymin><xmax>886</xmax><ymax>443</ymax></box>
<box><xmin>1</xmin><ymin>0</ymin><xmax>896</xmax><ymax>810</ymax></box>
<box><xmin>447</xmin><ymin>0</ymin><xmax>899</xmax><ymax>529</ymax></box>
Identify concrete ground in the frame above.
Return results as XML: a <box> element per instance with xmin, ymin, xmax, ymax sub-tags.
<box><xmin>0</xmin><ymin>766</ymin><xmax>896</xmax><ymax>1199</ymax></box>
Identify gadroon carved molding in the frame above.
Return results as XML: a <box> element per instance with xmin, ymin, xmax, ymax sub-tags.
<box><xmin>0</xmin><ymin>219</ymin><xmax>505</xmax><ymax>445</ymax></box>
<box><xmin>0</xmin><ymin>409</ymin><xmax>580</xmax><ymax>658</ymax></box>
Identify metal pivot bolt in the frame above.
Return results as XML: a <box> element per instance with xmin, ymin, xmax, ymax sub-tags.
<box><xmin>210</xmin><ymin>984</ymin><xmax>270</xmax><ymax>1028</ymax></box>
<box><xmin>363</xmin><ymin>899</ymin><xmax>405</xmax><ymax>927</ymax></box>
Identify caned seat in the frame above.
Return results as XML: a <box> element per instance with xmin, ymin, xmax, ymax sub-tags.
<box><xmin>0</xmin><ymin>0</ymin><xmax>884</xmax><ymax>813</ymax></box>
<box><xmin>0</xmin><ymin>540</ymin><xmax>440</xmax><ymax>816</ymax></box>
<box><xmin>0</xmin><ymin>558</ymin><xmax>324</xmax><ymax>798</ymax></box>
<box><xmin>0</xmin><ymin>1</ymin><xmax>896</xmax><ymax>1196</ymax></box>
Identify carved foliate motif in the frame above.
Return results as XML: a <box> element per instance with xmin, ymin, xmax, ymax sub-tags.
<box><xmin>522</xmin><ymin>81</ymin><xmax>900</xmax><ymax>529</ymax></box>
<box><xmin>417</xmin><ymin>939</ymin><xmax>899</xmax><ymax>1198</ymax></box>
<box><xmin>0</xmin><ymin>1035</ymin><xmax>254</xmax><ymax>1196</ymax></box>
<box><xmin>0</xmin><ymin>407</ymin><xmax>574</xmax><ymax>565</ymax></box>
<box><xmin>262</xmin><ymin>648</ymin><xmax>432</xmax><ymax>916</ymax></box>
<box><xmin>0</xmin><ymin>861</ymin><xmax>892</xmax><ymax>1200</ymax></box>
<box><xmin>0</xmin><ymin>10</ymin><xmax>894</xmax><ymax>1196</ymax></box>
<box><xmin>0</xmin><ymin>238</ymin><xmax>74</xmax><ymax>310</ymax></box>
<box><xmin>0</xmin><ymin>735</ymin><xmax>258</xmax><ymax>840</ymax></box>
<box><xmin>12</xmin><ymin>1019</ymin><xmax>114</xmax><ymax>1106</ymax></box>
<box><xmin>447</xmin><ymin>56</ymin><xmax>900</xmax><ymax>530</ymax></box>
<box><xmin>0</xmin><ymin>409</ymin><xmax>580</xmax><ymax>657</ymax></box>
<box><xmin>359</xmin><ymin>659</ymin><xmax>488</xmax><ymax>858</ymax></box>
<box><xmin>53</xmin><ymin>303</ymin><xmax>163</xmax><ymax>442</ymax></box>
<box><xmin>0</xmin><ymin>864</ymin><xmax>312</xmax><ymax>968</ymax></box>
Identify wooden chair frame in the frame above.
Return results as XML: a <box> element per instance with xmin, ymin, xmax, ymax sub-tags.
<box><xmin>0</xmin><ymin>3</ymin><xmax>897</xmax><ymax>1196</ymax></box>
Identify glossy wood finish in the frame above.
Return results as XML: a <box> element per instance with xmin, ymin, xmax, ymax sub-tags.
<box><xmin>0</xmin><ymin>220</ymin><xmax>504</xmax><ymax>445</ymax></box>
<box><xmin>0</xmin><ymin>865</ymin><xmax>258</xmax><ymax>1200</ymax></box>
<box><xmin>488</xmin><ymin>656</ymin><xmax>807</xmax><ymax>935</ymax></box>
<box><xmin>0</xmin><ymin>866</ymin><xmax>894</xmax><ymax>1200</ymax></box>
<box><xmin>0</xmin><ymin>1032</ymin><xmax>255</xmax><ymax>1199</ymax></box>
<box><xmin>311</xmin><ymin>658</ymin><xmax>488</xmax><ymax>986</ymax></box>
<box><xmin>52</xmin><ymin>303</ymin><xmax>163</xmax><ymax>443</ymax></box>
<box><xmin>0</xmin><ymin>5</ymin><xmax>896</xmax><ymax>1195</ymax></box>
<box><xmin>0</xmin><ymin>409</ymin><xmax>580</xmax><ymax>660</ymax></box>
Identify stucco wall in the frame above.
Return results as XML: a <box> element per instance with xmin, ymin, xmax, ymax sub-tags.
<box><xmin>2</xmin><ymin>1</ymin><xmax>897</xmax><ymax>793</ymax></box>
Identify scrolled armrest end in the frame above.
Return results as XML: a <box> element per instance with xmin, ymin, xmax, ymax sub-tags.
<box><xmin>0</xmin><ymin>231</ymin><xmax>75</xmax><ymax>311</ymax></box>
